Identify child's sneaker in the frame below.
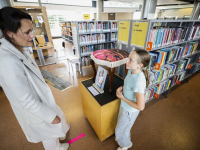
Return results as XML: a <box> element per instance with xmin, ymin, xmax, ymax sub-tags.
<box><xmin>60</xmin><ymin>123</ymin><xmax>70</xmax><ymax>140</ymax></box>
<box><xmin>117</xmin><ymin>142</ymin><xmax>133</xmax><ymax>150</ymax></box>
<box><xmin>59</xmin><ymin>143</ymin><xmax>69</xmax><ymax>150</ymax></box>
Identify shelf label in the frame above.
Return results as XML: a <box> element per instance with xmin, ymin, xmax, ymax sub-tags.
<box><xmin>176</xmin><ymin>80</ymin><xmax>181</xmax><ymax>85</ymax></box>
<box><xmin>198</xmin><ymin>59</ymin><xmax>200</xmax><ymax>63</ymax></box>
<box><xmin>154</xmin><ymin>93</ymin><xmax>159</xmax><ymax>99</ymax></box>
<box><xmin>154</xmin><ymin>63</ymin><xmax>161</xmax><ymax>70</ymax></box>
<box><xmin>131</xmin><ymin>22</ymin><xmax>148</xmax><ymax>48</ymax></box>
<box><xmin>187</xmin><ymin>64</ymin><xmax>192</xmax><ymax>69</ymax></box>
<box><xmin>118</xmin><ymin>21</ymin><xmax>130</xmax><ymax>45</ymax></box>
<box><xmin>146</xmin><ymin>42</ymin><xmax>152</xmax><ymax>51</ymax></box>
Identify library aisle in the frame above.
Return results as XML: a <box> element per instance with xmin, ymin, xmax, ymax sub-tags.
<box><xmin>0</xmin><ymin>40</ymin><xmax>200</xmax><ymax>150</ymax></box>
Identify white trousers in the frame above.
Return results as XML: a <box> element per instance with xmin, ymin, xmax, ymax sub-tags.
<box><xmin>42</xmin><ymin>107</ymin><xmax>69</xmax><ymax>150</ymax></box>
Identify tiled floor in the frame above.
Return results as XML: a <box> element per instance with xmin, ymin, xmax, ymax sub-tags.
<box><xmin>0</xmin><ymin>39</ymin><xmax>200</xmax><ymax>150</ymax></box>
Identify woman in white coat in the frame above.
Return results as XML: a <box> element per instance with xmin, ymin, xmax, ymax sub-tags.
<box><xmin>0</xmin><ymin>7</ymin><xmax>70</xmax><ymax>150</ymax></box>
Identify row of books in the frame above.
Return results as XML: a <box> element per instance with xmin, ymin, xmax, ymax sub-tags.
<box><xmin>59</xmin><ymin>23</ymin><xmax>65</xmax><ymax>26</ymax></box>
<box><xmin>111</xmin><ymin>42</ymin><xmax>116</xmax><ymax>49</ymax></box>
<box><xmin>112</xmin><ymin>22</ymin><xmax>118</xmax><ymax>31</ymax></box>
<box><xmin>152</xmin><ymin>22</ymin><xmax>162</xmax><ymax>27</ymax></box>
<box><xmin>62</xmin><ymin>34</ymin><xmax>73</xmax><ymax>40</ymax></box>
<box><xmin>79</xmin><ymin>34</ymin><xmax>108</xmax><ymax>45</ymax></box>
<box><xmin>62</xmin><ymin>32</ymin><xmax>72</xmax><ymax>36</ymax></box>
<box><xmin>148</xmin><ymin>46</ymin><xmax>184</xmax><ymax>69</ymax></box>
<box><xmin>148</xmin><ymin>43</ymin><xmax>199</xmax><ymax>70</ymax></box>
<box><xmin>59</xmin><ymin>22</ymin><xmax>71</xmax><ymax>27</ymax></box>
<box><xmin>147</xmin><ymin>27</ymin><xmax>189</xmax><ymax>48</ymax></box>
<box><xmin>146</xmin><ymin>71</ymin><xmax>186</xmax><ymax>101</ymax></box>
<box><xmin>102</xmin><ymin>22</ymin><xmax>110</xmax><ymax>30</ymax></box>
<box><xmin>145</xmin><ymin>79</ymin><xmax>172</xmax><ymax>102</ymax></box>
<box><xmin>182</xmin><ymin>42</ymin><xmax>199</xmax><ymax>57</ymax></box>
<box><xmin>111</xmin><ymin>33</ymin><xmax>118</xmax><ymax>41</ymax></box>
<box><xmin>78</xmin><ymin>22</ymin><xmax>96</xmax><ymax>33</ymax></box>
<box><xmin>78</xmin><ymin>22</ymin><xmax>118</xmax><ymax>33</ymax></box>
<box><xmin>192</xmin><ymin>63</ymin><xmax>200</xmax><ymax>73</ymax></box>
<box><xmin>80</xmin><ymin>43</ymin><xmax>108</xmax><ymax>54</ymax></box>
<box><xmin>177</xmin><ymin>58</ymin><xmax>191</xmax><ymax>72</ymax></box>
<box><xmin>78</xmin><ymin>22</ymin><xmax>111</xmax><ymax>33</ymax></box>
<box><xmin>149</xmin><ymin>58</ymin><xmax>192</xmax><ymax>86</ymax></box>
<box><xmin>66</xmin><ymin>23</ymin><xmax>71</xmax><ymax>27</ymax></box>
<box><xmin>62</xmin><ymin>27</ymin><xmax>71</xmax><ymax>31</ymax></box>
<box><xmin>188</xmin><ymin>25</ymin><xmax>200</xmax><ymax>40</ymax></box>
<box><xmin>82</xmin><ymin>56</ymin><xmax>91</xmax><ymax>67</ymax></box>
<box><xmin>171</xmin><ymin>71</ymin><xmax>186</xmax><ymax>87</ymax></box>
<box><xmin>149</xmin><ymin>64</ymin><xmax>177</xmax><ymax>85</ymax></box>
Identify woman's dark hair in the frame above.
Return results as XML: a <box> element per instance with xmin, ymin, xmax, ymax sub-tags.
<box><xmin>0</xmin><ymin>6</ymin><xmax>32</xmax><ymax>44</ymax></box>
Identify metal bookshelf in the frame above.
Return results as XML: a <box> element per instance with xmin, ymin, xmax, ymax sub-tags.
<box><xmin>70</xmin><ymin>20</ymin><xmax>118</xmax><ymax>73</ymax></box>
<box><xmin>59</xmin><ymin>21</ymin><xmax>73</xmax><ymax>44</ymax></box>
<box><xmin>116</xmin><ymin>19</ymin><xmax>200</xmax><ymax>102</ymax></box>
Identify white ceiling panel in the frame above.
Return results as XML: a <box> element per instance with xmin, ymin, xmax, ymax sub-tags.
<box><xmin>104</xmin><ymin>0</ymin><xmax>190</xmax><ymax>5</ymax></box>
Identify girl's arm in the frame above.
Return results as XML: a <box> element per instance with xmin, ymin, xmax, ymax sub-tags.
<box><xmin>121</xmin><ymin>93</ymin><xmax>145</xmax><ymax>111</ymax></box>
<box><xmin>116</xmin><ymin>87</ymin><xmax>145</xmax><ymax>111</ymax></box>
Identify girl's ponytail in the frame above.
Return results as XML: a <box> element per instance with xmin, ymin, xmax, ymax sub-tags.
<box><xmin>142</xmin><ymin>68</ymin><xmax>150</xmax><ymax>88</ymax></box>
<box><xmin>134</xmin><ymin>49</ymin><xmax>151</xmax><ymax>88</ymax></box>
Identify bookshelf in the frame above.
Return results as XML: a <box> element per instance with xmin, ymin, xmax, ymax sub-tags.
<box><xmin>67</xmin><ymin>20</ymin><xmax>118</xmax><ymax>73</ymax></box>
<box><xmin>59</xmin><ymin>21</ymin><xmax>73</xmax><ymax>43</ymax></box>
<box><xmin>116</xmin><ymin>19</ymin><xmax>200</xmax><ymax>103</ymax></box>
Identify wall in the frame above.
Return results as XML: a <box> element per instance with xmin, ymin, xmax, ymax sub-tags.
<box><xmin>132</xmin><ymin>12</ymin><xmax>141</xmax><ymax>19</ymax></box>
<box><xmin>115</xmin><ymin>12</ymin><xmax>133</xmax><ymax>20</ymax></box>
<box><xmin>159</xmin><ymin>8</ymin><xmax>193</xmax><ymax>18</ymax></box>
<box><xmin>104</xmin><ymin>7</ymin><xmax>137</xmax><ymax>13</ymax></box>
<box><xmin>102</xmin><ymin>13</ymin><xmax>108</xmax><ymax>20</ymax></box>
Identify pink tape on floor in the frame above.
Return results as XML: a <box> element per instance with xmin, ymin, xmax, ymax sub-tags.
<box><xmin>67</xmin><ymin>133</ymin><xmax>85</xmax><ymax>144</ymax></box>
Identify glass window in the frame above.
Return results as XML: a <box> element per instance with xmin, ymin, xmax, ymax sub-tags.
<box><xmin>48</xmin><ymin>15</ymin><xmax>66</xmax><ymax>36</ymax></box>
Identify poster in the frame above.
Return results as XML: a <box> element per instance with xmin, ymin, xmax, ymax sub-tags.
<box><xmin>37</xmin><ymin>16</ymin><xmax>44</xmax><ymax>23</ymax></box>
<box><xmin>95</xmin><ymin>66</ymin><xmax>107</xmax><ymax>90</ymax></box>
<box><xmin>34</xmin><ymin>20</ymin><xmax>39</xmax><ymax>28</ymax></box>
<box><xmin>131</xmin><ymin>22</ymin><xmax>148</xmax><ymax>48</ymax></box>
<box><xmin>117</xmin><ymin>21</ymin><xmax>130</xmax><ymax>45</ymax></box>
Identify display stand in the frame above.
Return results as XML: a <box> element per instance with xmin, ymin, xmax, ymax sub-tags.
<box><xmin>92</xmin><ymin>83</ymin><xmax>104</xmax><ymax>94</ymax></box>
<box><xmin>80</xmin><ymin>74</ymin><xmax>123</xmax><ymax>141</ymax></box>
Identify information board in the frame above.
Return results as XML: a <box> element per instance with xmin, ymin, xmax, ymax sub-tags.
<box><xmin>117</xmin><ymin>21</ymin><xmax>130</xmax><ymax>45</ymax></box>
<box><xmin>131</xmin><ymin>22</ymin><xmax>148</xmax><ymax>48</ymax></box>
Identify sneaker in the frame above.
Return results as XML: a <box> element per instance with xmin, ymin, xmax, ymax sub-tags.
<box><xmin>59</xmin><ymin>143</ymin><xmax>69</xmax><ymax>150</ymax></box>
<box><xmin>60</xmin><ymin>123</ymin><xmax>70</xmax><ymax>140</ymax></box>
<box><xmin>117</xmin><ymin>142</ymin><xmax>133</xmax><ymax>150</ymax></box>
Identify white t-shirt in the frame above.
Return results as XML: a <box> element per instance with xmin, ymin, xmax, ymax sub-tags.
<box><xmin>121</xmin><ymin>70</ymin><xmax>146</xmax><ymax>112</ymax></box>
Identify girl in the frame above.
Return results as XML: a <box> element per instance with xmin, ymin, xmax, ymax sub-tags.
<box><xmin>0</xmin><ymin>7</ymin><xmax>69</xmax><ymax>150</ymax></box>
<box><xmin>115</xmin><ymin>49</ymin><xmax>150</xmax><ymax>150</ymax></box>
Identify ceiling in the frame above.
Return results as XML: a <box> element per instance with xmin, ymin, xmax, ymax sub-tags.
<box><xmin>103</xmin><ymin>0</ymin><xmax>190</xmax><ymax>5</ymax></box>
<box><xmin>102</xmin><ymin>0</ymin><xmax>195</xmax><ymax>9</ymax></box>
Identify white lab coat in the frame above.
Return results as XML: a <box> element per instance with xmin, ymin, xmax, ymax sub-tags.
<box><xmin>0</xmin><ymin>38</ymin><xmax>65</xmax><ymax>143</ymax></box>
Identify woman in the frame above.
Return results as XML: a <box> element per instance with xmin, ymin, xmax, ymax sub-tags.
<box><xmin>0</xmin><ymin>7</ymin><xmax>69</xmax><ymax>150</ymax></box>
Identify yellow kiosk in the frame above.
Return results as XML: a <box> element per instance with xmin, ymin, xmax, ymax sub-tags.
<box><xmin>80</xmin><ymin>74</ymin><xmax>124</xmax><ymax>141</ymax></box>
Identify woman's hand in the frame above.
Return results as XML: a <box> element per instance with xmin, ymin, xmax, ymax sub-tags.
<box><xmin>116</xmin><ymin>86</ymin><xmax>124</xmax><ymax>99</ymax></box>
<box><xmin>51</xmin><ymin>116</ymin><xmax>61</xmax><ymax>124</ymax></box>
